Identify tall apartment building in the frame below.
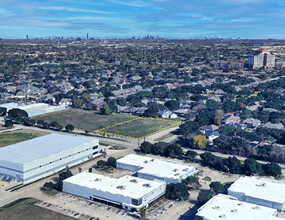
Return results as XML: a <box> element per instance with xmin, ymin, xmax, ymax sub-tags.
<box><xmin>248</xmin><ymin>48</ymin><xmax>275</xmax><ymax>69</ymax></box>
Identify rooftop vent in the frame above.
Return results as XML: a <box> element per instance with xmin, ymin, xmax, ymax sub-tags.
<box><xmin>173</xmin><ymin>169</ymin><xmax>178</xmax><ymax>172</ymax></box>
<box><xmin>252</xmin><ymin>206</ymin><xmax>260</xmax><ymax>210</ymax></box>
<box><xmin>130</xmin><ymin>179</ymin><xmax>138</xmax><ymax>183</ymax></box>
<box><xmin>150</xmin><ymin>159</ymin><xmax>154</xmax><ymax>162</ymax></box>
<box><xmin>143</xmin><ymin>183</ymin><xmax>151</xmax><ymax>188</ymax></box>
<box><xmin>144</xmin><ymin>160</ymin><xmax>148</xmax><ymax>163</ymax></box>
<box><xmin>212</xmin><ymin>206</ymin><xmax>220</xmax><ymax>209</ymax></box>
<box><xmin>182</xmin><ymin>168</ymin><xmax>189</xmax><ymax>171</ymax></box>
<box><xmin>219</xmin><ymin>214</ymin><xmax>226</xmax><ymax>218</ymax></box>
<box><xmin>94</xmin><ymin>178</ymin><xmax>101</xmax><ymax>181</ymax></box>
<box><xmin>256</xmin><ymin>183</ymin><xmax>266</xmax><ymax>187</ymax></box>
<box><xmin>117</xmin><ymin>185</ymin><xmax>126</xmax><ymax>190</ymax></box>
<box><xmin>231</xmin><ymin>209</ymin><xmax>237</xmax><ymax>213</ymax></box>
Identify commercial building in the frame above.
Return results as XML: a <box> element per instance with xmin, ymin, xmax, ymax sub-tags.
<box><xmin>248</xmin><ymin>48</ymin><xmax>275</xmax><ymax>69</ymax></box>
<box><xmin>62</xmin><ymin>172</ymin><xmax>166</xmax><ymax>211</ymax></box>
<box><xmin>117</xmin><ymin>154</ymin><xmax>198</xmax><ymax>184</ymax></box>
<box><xmin>0</xmin><ymin>134</ymin><xmax>100</xmax><ymax>183</ymax></box>
<box><xmin>228</xmin><ymin>176</ymin><xmax>285</xmax><ymax>211</ymax></box>
<box><xmin>195</xmin><ymin>194</ymin><xmax>282</xmax><ymax>220</ymax></box>
<box><xmin>0</xmin><ymin>102</ymin><xmax>67</xmax><ymax>117</ymax></box>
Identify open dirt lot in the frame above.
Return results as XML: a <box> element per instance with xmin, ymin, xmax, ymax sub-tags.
<box><xmin>32</xmin><ymin>109</ymin><xmax>137</xmax><ymax>132</ymax></box>
<box><xmin>0</xmin><ymin>198</ymin><xmax>75</xmax><ymax>220</ymax></box>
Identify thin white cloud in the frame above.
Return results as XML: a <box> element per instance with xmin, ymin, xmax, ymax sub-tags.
<box><xmin>107</xmin><ymin>0</ymin><xmax>150</xmax><ymax>8</ymax></box>
<box><xmin>64</xmin><ymin>16</ymin><xmax>130</xmax><ymax>22</ymax></box>
<box><xmin>38</xmin><ymin>6</ymin><xmax>115</xmax><ymax>14</ymax></box>
<box><xmin>0</xmin><ymin>8</ymin><xmax>13</xmax><ymax>16</ymax></box>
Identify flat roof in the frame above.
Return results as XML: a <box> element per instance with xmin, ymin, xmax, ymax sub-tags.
<box><xmin>63</xmin><ymin>172</ymin><xmax>165</xmax><ymax>199</ymax></box>
<box><xmin>228</xmin><ymin>176</ymin><xmax>285</xmax><ymax>204</ymax></box>
<box><xmin>117</xmin><ymin>154</ymin><xmax>198</xmax><ymax>180</ymax></box>
<box><xmin>196</xmin><ymin>194</ymin><xmax>281</xmax><ymax>220</ymax></box>
<box><xmin>0</xmin><ymin>134</ymin><xmax>98</xmax><ymax>164</ymax></box>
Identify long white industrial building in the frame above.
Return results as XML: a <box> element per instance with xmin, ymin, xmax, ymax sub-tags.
<box><xmin>62</xmin><ymin>172</ymin><xmax>166</xmax><ymax>211</ymax></box>
<box><xmin>117</xmin><ymin>154</ymin><xmax>198</xmax><ymax>184</ymax></box>
<box><xmin>0</xmin><ymin>134</ymin><xmax>100</xmax><ymax>183</ymax></box>
<box><xmin>195</xmin><ymin>194</ymin><xmax>282</xmax><ymax>220</ymax></box>
<box><xmin>228</xmin><ymin>176</ymin><xmax>285</xmax><ymax>211</ymax></box>
<box><xmin>0</xmin><ymin>102</ymin><xmax>67</xmax><ymax>117</ymax></box>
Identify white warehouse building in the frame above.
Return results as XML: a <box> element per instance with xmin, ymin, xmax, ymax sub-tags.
<box><xmin>228</xmin><ymin>176</ymin><xmax>285</xmax><ymax>211</ymax></box>
<box><xmin>62</xmin><ymin>172</ymin><xmax>166</xmax><ymax>211</ymax></box>
<box><xmin>117</xmin><ymin>154</ymin><xmax>198</xmax><ymax>184</ymax></box>
<box><xmin>0</xmin><ymin>102</ymin><xmax>67</xmax><ymax>117</ymax></box>
<box><xmin>195</xmin><ymin>194</ymin><xmax>282</xmax><ymax>220</ymax></box>
<box><xmin>0</xmin><ymin>134</ymin><xmax>100</xmax><ymax>183</ymax></box>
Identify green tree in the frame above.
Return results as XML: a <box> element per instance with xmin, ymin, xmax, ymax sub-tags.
<box><xmin>209</xmin><ymin>181</ymin><xmax>224</xmax><ymax>194</ymax></box>
<box><xmin>197</xmin><ymin>191</ymin><xmax>213</xmax><ymax>205</ymax></box>
<box><xmin>0</xmin><ymin>107</ymin><xmax>7</xmax><ymax>116</ymax></box>
<box><xmin>101</xmin><ymin>103</ymin><xmax>112</xmax><ymax>115</ymax></box>
<box><xmin>65</xmin><ymin>124</ymin><xmax>74</xmax><ymax>132</ymax></box>
<box><xmin>4</xmin><ymin>120</ymin><xmax>13</xmax><ymax>128</ymax></box>
<box><xmin>140</xmin><ymin>142</ymin><xmax>152</xmax><ymax>154</ymax></box>
<box><xmin>165</xmin><ymin>100</ymin><xmax>180</xmax><ymax>111</ymax></box>
<box><xmin>206</xmin><ymin>100</ymin><xmax>219</xmax><ymax>110</ymax></box>
<box><xmin>165</xmin><ymin>183</ymin><xmax>189</xmax><ymax>201</ymax></box>
<box><xmin>182</xmin><ymin>176</ymin><xmax>201</xmax><ymax>189</ymax></box>
<box><xmin>262</xmin><ymin>162</ymin><xmax>282</xmax><ymax>177</ymax></box>
<box><xmin>107</xmin><ymin>157</ymin><xmax>117</xmax><ymax>167</ymax></box>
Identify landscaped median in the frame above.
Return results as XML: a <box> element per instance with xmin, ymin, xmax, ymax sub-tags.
<box><xmin>95</xmin><ymin>116</ymin><xmax>182</xmax><ymax>139</ymax></box>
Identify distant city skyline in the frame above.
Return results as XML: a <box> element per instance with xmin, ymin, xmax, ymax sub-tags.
<box><xmin>0</xmin><ymin>0</ymin><xmax>285</xmax><ymax>39</ymax></box>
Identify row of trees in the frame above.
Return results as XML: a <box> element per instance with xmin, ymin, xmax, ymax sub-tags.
<box><xmin>140</xmin><ymin>142</ymin><xmax>183</xmax><ymax>158</ymax></box>
<box><xmin>200</xmin><ymin>152</ymin><xmax>282</xmax><ymax>178</ymax></box>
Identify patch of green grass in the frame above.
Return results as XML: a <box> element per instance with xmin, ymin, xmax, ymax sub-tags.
<box><xmin>202</xmin><ymin>176</ymin><xmax>212</xmax><ymax>182</ymax></box>
<box><xmin>0</xmin><ymin>198</ymin><xmax>38</xmax><ymax>213</ymax></box>
<box><xmin>155</xmin><ymin>132</ymin><xmax>175</xmax><ymax>141</ymax></box>
<box><xmin>42</xmin><ymin>189</ymin><xmax>59</xmax><ymax>196</ymax></box>
<box><xmin>33</xmin><ymin>109</ymin><xmax>137</xmax><ymax>131</ymax></box>
<box><xmin>101</xmin><ymin>118</ymin><xmax>179</xmax><ymax>138</ymax></box>
<box><xmin>0</xmin><ymin>129</ymin><xmax>49</xmax><ymax>148</ymax></box>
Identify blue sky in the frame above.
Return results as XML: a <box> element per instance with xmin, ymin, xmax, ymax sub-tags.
<box><xmin>0</xmin><ymin>0</ymin><xmax>285</xmax><ymax>39</ymax></box>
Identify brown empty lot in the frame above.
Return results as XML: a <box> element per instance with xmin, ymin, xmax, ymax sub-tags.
<box><xmin>0</xmin><ymin>199</ymin><xmax>75</xmax><ymax>220</ymax></box>
<box><xmin>32</xmin><ymin>108</ymin><xmax>137</xmax><ymax>131</ymax></box>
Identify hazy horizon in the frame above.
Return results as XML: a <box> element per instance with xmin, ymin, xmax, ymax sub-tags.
<box><xmin>0</xmin><ymin>0</ymin><xmax>285</xmax><ymax>39</ymax></box>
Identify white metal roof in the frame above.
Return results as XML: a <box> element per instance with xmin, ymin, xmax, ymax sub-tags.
<box><xmin>117</xmin><ymin>154</ymin><xmax>198</xmax><ymax>180</ymax></box>
<box><xmin>63</xmin><ymin>172</ymin><xmax>166</xmax><ymax>199</ymax></box>
<box><xmin>228</xmin><ymin>176</ymin><xmax>285</xmax><ymax>204</ymax></box>
<box><xmin>196</xmin><ymin>194</ymin><xmax>281</xmax><ymax>220</ymax></box>
<box><xmin>0</xmin><ymin>134</ymin><xmax>98</xmax><ymax>164</ymax></box>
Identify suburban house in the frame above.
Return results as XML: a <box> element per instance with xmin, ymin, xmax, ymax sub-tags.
<box><xmin>158</xmin><ymin>110</ymin><xmax>178</xmax><ymax>119</ymax></box>
<box><xmin>243</xmin><ymin>118</ymin><xmax>261</xmax><ymax>128</ymax></box>
<box><xmin>262</xmin><ymin>122</ymin><xmax>284</xmax><ymax>130</ymax></box>
<box><xmin>223</xmin><ymin>115</ymin><xmax>240</xmax><ymax>124</ymax></box>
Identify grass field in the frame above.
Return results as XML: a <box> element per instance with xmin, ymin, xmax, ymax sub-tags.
<box><xmin>0</xmin><ymin>198</ymin><xmax>74</xmax><ymax>220</ymax></box>
<box><xmin>99</xmin><ymin>117</ymin><xmax>180</xmax><ymax>138</ymax></box>
<box><xmin>0</xmin><ymin>129</ymin><xmax>49</xmax><ymax>148</ymax></box>
<box><xmin>32</xmin><ymin>109</ymin><xmax>137</xmax><ymax>131</ymax></box>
